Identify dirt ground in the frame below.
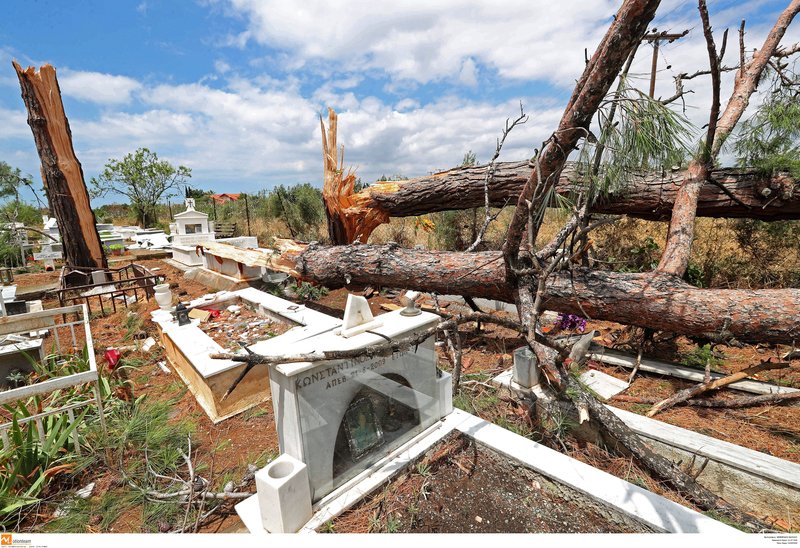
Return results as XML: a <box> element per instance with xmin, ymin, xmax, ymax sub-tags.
<box><xmin>11</xmin><ymin>259</ymin><xmax>799</xmax><ymax>533</ymax></box>
<box><xmin>325</xmin><ymin>433</ymin><xmax>654</xmax><ymax>533</ymax></box>
<box><xmin>11</xmin><ymin>268</ymin><xmax>60</xmax><ymax>292</ymax></box>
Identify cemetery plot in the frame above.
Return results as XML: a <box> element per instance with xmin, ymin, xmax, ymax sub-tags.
<box><xmin>154</xmin><ymin>287</ymin><xmax>341</xmax><ymax>423</ymax></box>
<box><xmin>0</xmin><ymin>304</ymin><xmax>105</xmax><ymax>451</ymax></box>
<box><xmin>56</xmin><ymin>264</ymin><xmax>164</xmax><ymax>316</ymax></box>
<box><xmin>324</xmin><ymin>433</ymin><xmax>655</xmax><ymax>533</ymax></box>
<box><xmin>195</xmin><ymin>301</ymin><xmax>294</xmax><ymax>351</ymax></box>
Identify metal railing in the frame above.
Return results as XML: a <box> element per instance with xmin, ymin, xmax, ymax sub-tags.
<box><xmin>56</xmin><ymin>263</ymin><xmax>164</xmax><ymax>316</ymax></box>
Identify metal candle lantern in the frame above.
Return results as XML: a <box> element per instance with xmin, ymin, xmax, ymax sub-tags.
<box><xmin>175</xmin><ymin>302</ymin><xmax>191</xmax><ymax>326</ymax></box>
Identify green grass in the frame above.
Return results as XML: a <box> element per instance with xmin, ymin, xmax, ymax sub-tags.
<box><xmin>770</xmin><ymin>377</ymin><xmax>798</xmax><ymax>388</ymax></box>
<box><xmin>123</xmin><ymin>314</ymin><xmax>144</xmax><ymax>341</ymax></box>
<box><xmin>251</xmin><ymin>448</ymin><xmax>279</xmax><ymax>468</ymax></box>
<box><xmin>703</xmin><ymin>510</ymin><xmax>750</xmax><ymax>532</ymax></box>
<box><xmin>453</xmin><ymin>391</ymin><xmax>499</xmax><ymax>415</ymax></box>
<box><xmin>163</xmin><ymin>381</ymin><xmax>188</xmax><ymax>397</ymax></box>
<box><xmin>680</xmin><ymin>344</ymin><xmax>724</xmax><ymax>373</ymax></box>
<box><xmin>45</xmin><ymin>489</ymin><xmax>142</xmax><ymax>533</ymax></box>
<box><xmin>495</xmin><ymin>415</ymin><xmax>533</xmax><ymax>438</ymax></box>
<box><xmin>385</xmin><ymin>514</ymin><xmax>402</xmax><ymax>533</ymax></box>
<box><xmin>55</xmin><ymin>396</ymin><xmax>201</xmax><ymax>533</ymax></box>
<box><xmin>141</xmin><ymin>497</ymin><xmax>186</xmax><ymax>533</ymax></box>
<box><xmin>242</xmin><ymin>405</ymin><xmax>270</xmax><ymax>421</ymax></box>
<box><xmin>415</xmin><ymin>462</ymin><xmax>431</xmax><ymax>478</ymax></box>
<box><xmin>462</xmin><ymin>371</ymin><xmax>493</xmax><ymax>383</ymax></box>
<box><xmin>629</xmin><ymin>403</ymin><xmax>652</xmax><ymax>415</ymax></box>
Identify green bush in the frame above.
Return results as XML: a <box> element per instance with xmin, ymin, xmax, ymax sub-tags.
<box><xmin>262</xmin><ymin>183</ymin><xmax>325</xmax><ymax>241</ymax></box>
<box><xmin>0</xmin><ymin>405</ymin><xmax>88</xmax><ymax>524</ymax></box>
<box><xmin>288</xmin><ymin>281</ymin><xmax>328</xmax><ymax>301</ymax></box>
<box><xmin>680</xmin><ymin>344</ymin><xmax>723</xmax><ymax>372</ymax></box>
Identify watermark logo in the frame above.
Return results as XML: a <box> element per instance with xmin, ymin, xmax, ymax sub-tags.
<box><xmin>1</xmin><ymin>534</ymin><xmax>12</xmax><ymax>546</ymax></box>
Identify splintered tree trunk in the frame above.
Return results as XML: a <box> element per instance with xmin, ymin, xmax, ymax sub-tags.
<box><xmin>14</xmin><ymin>62</ymin><xmax>107</xmax><ymax>270</ymax></box>
<box><xmin>320</xmin><ymin>108</ymin><xmax>388</xmax><ymax>244</ymax></box>
<box><xmin>270</xmin><ymin>241</ymin><xmax>800</xmax><ymax>345</ymax></box>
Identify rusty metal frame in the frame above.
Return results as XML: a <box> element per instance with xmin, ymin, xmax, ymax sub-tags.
<box><xmin>55</xmin><ymin>263</ymin><xmax>164</xmax><ymax>316</ymax></box>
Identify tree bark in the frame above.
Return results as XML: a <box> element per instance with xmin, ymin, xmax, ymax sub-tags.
<box><xmin>263</xmin><ymin>241</ymin><xmax>800</xmax><ymax>345</ymax></box>
<box><xmin>13</xmin><ymin>62</ymin><xmax>107</xmax><ymax>270</ymax></box>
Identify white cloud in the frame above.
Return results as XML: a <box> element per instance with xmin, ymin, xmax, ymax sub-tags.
<box><xmin>2</xmin><ymin>0</ymin><xmax>797</xmax><ymax>199</ymax></box>
<box><xmin>0</xmin><ymin>107</ymin><xmax>31</xmax><ymax>139</ymax></box>
<box><xmin>214</xmin><ymin>60</ymin><xmax>231</xmax><ymax>74</ymax></box>
<box><xmin>458</xmin><ymin>58</ymin><xmax>478</xmax><ymax>87</ymax></box>
<box><xmin>58</xmin><ymin>70</ymin><xmax>142</xmax><ymax>105</ymax></box>
<box><xmin>24</xmin><ymin>69</ymin><xmax>558</xmax><ymax>193</ymax></box>
<box><xmin>223</xmin><ymin>0</ymin><xmax>620</xmax><ymax>86</ymax></box>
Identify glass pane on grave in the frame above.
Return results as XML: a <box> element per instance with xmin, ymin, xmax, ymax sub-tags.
<box><xmin>295</xmin><ymin>336</ymin><xmax>439</xmax><ymax>502</ymax></box>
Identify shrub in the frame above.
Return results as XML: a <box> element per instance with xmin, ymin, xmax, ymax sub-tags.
<box><xmin>288</xmin><ymin>282</ymin><xmax>328</xmax><ymax>301</ymax></box>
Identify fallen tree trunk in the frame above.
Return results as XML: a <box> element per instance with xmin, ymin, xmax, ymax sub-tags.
<box><xmin>353</xmin><ymin>160</ymin><xmax>799</xmax><ymax>224</ymax></box>
<box><xmin>238</xmin><ymin>241</ymin><xmax>800</xmax><ymax>345</ymax></box>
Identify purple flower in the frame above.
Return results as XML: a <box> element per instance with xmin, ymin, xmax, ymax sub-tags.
<box><xmin>556</xmin><ymin>313</ymin><xmax>587</xmax><ymax>333</ymax></box>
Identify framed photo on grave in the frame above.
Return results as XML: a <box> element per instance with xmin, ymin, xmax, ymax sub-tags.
<box><xmin>343</xmin><ymin>397</ymin><xmax>384</xmax><ymax>460</ymax></box>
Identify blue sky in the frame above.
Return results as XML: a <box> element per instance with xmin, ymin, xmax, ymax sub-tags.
<box><xmin>2</xmin><ymin>0</ymin><xmax>797</xmax><ymax>205</ymax></box>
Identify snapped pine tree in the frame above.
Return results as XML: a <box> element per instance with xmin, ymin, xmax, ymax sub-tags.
<box><xmin>13</xmin><ymin>62</ymin><xmax>107</xmax><ymax>270</ymax></box>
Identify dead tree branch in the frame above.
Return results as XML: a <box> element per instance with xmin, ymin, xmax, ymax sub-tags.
<box><xmin>712</xmin><ymin>0</ymin><xmax>800</xmax><ymax>157</ymax></box>
<box><xmin>125</xmin><ymin>436</ymin><xmax>256</xmax><ymax>533</ymax></box>
<box><xmin>646</xmin><ymin>360</ymin><xmax>790</xmax><ymax>417</ymax></box>
<box><xmin>466</xmin><ymin>103</ymin><xmax>527</xmax><ymax>252</ymax></box>
<box><xmin>612</xmin><ymin>391</ymin><xmax>800</xmax><ymax>408</ymax></box>
<box><xmin>213</xmin><ymin>311</ymin><xmax>533</xmax><ymax>399</ymax></box>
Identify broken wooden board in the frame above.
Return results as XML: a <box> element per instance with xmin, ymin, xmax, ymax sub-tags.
<box><xmin>198</xmin><ymin>242</ymin><xmax>274</xmax><ymax>268</ymax></box>
<box><xmin>184</xmin><ymin>266</ymin><xmax>261</xmax><ymax>292</ymax></box>
<box><xmin>188</xmin><ymin>308</ymin><xmax>212</xmax><ymax>322</ymax></box>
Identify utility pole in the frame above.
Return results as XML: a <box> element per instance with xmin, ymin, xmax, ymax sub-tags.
<box><xmin>644</xmin><ymin>29</ymin><xmax>689</xmax><ymax>97</ymax></box>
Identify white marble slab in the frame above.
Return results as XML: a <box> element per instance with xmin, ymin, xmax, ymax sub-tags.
<box><xmin>579</xmin><ymin>369</ymin><xmax>630</xmax><ymax>399</ymax></box>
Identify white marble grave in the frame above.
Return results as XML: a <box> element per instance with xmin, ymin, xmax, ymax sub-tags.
<box><xmin>253</xmin><ymin>294</ymin><xmax>450</xmax><ymax>508</ymax></box>
<box><xmin>200</xmin><ymin>237</ymin><xmax>261</xmax><ymax>281</ymax></box>
<box><xmin>155</xmin><ymin>289</ymin><xmax>452</xmax><ymax>532</ymax></box>
<box><xmin>170</xmin><ymin>198</ymin><xmax>216</xmax><ymax>265</ymax></box>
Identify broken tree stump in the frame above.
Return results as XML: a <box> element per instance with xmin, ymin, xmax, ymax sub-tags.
<box><xmin>13</xmin><ymin>62</ymin><xmax>107</xmax><ymax>270</ymax></box>
<box><xmin>321</xmin><ymin>108</ymin><xmax>388</xmax><ymax>244</ymax></box>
